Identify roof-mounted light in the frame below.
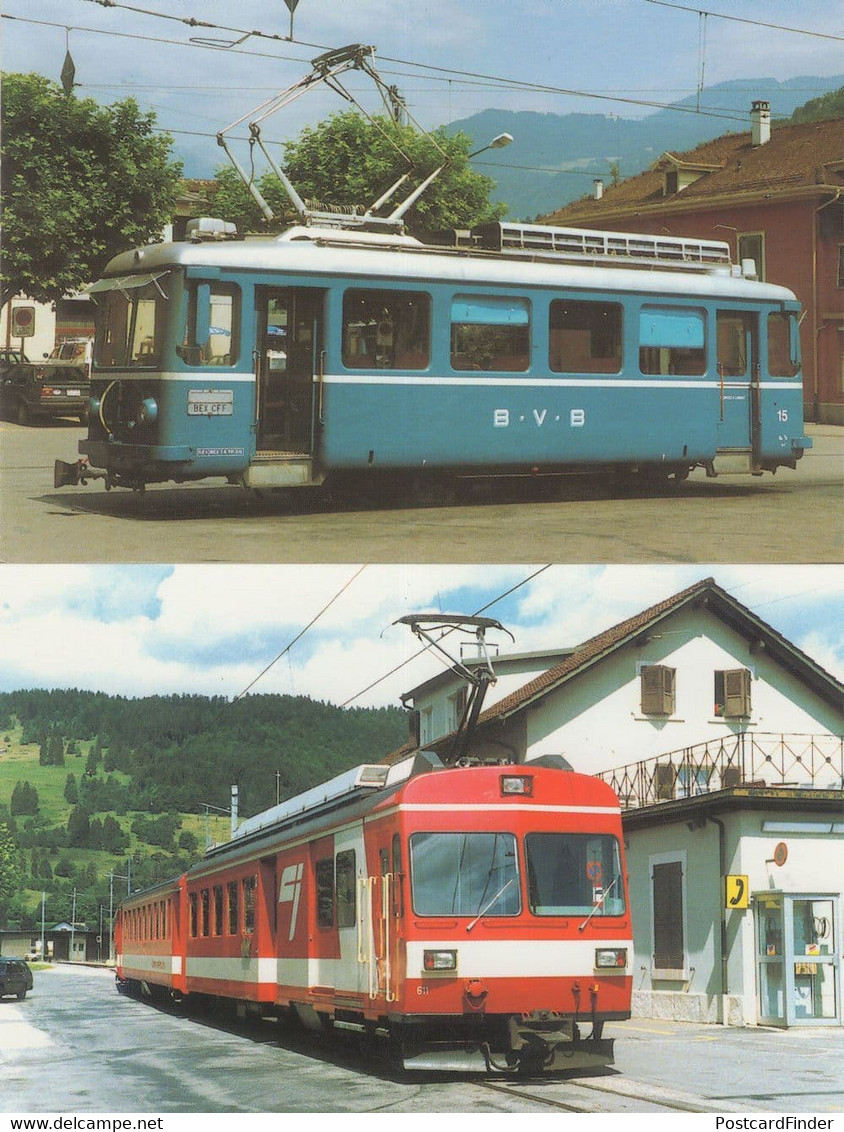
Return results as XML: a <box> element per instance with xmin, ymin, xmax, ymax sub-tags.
<box><xmin>501</xmin><ymin>774</ymin><xmax>533</xmax><ymax>797</ymax></box>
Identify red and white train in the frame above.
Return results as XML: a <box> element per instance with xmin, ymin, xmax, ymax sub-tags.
<box><xmin>115</xmin><ymin>751</ymin><xmax>632</xmax><ymax>1074</ymax></box>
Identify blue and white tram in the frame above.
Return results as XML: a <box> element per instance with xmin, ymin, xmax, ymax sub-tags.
<box><xmin>56</xmin><ymin>220</ymin><xmax>810</xmax><ymax>495</ymax></box>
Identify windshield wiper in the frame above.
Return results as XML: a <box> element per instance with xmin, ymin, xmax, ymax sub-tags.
<box><xmin>466</xmin><ymin>876</ymin><xmax>516</xmax><ymax>932</ymax></box>
<box><xmin>578</xmin><ymin>876</ymin><xmax>618</xmax><ymax>932</ymax></box>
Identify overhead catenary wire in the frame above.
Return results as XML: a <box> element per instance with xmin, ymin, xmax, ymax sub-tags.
<box><xmin>340</xmin><ymin>565</ymin><xmax>554</xmax><ymax>709</ymax></box>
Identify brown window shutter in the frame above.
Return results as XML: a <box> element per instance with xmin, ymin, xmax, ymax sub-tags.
<box><xmin>652</xmin><ymin>860</ymin><xmax>684</xmax><ymax>969</ymax></box>
<box><xmin>723</xmin><ymin>668</ymin><xmax>752</xmax><ymax>717</ymax></box>
<box><xmin>641</xmin><ymin>665</ymin><xmax>676</xmax><ymax>715</ymax></box>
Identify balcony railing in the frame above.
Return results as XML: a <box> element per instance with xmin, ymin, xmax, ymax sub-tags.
<box><xmin>596</xmin><ymin>733</ymin><xmax>843</xmax><ymax>810</ymax></box>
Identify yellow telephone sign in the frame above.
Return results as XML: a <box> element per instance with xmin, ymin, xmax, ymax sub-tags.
<box><xmin>725</xmin><ymin>874</ymin><xmax>749</xmax><ymax>909</ymax></box>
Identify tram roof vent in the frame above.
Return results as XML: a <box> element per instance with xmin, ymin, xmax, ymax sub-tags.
<box><xmin>472</xmin><ymin>222</ymin><xmax>733</xmax><ymax>273</ymax></box>
<box><xmin>231</xmin><ymin>763</ymin><xmax>390</xmax><ymax>841</ymax></box>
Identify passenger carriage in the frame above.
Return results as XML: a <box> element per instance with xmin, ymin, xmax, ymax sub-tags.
<box><xmin>115</xmin><ymin>753</ymin><xmax>632</xmax><ymax>1074</ymax></box>
<box><xmin>57</xmin><ymin>219</ymin><xmax>810</xmax><ymax>497</ymax></box>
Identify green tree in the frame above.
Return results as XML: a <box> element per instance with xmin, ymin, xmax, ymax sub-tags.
<box><xmin>66</xmin><ymin>806</ymin><xmax>91</xmax><ymax>848</ymax></box>
<box><xmin>11</xmin><ymin>781</ymin><xmax>39</xmax><ymax>816</ymax></box>
<box><xmin>0</xmin><ymin>73</ymin><xmax>183</xmax><ymax>309</ymax></box>
<box><xmin>792</xmin><ymin>86</ymin><xmax>844</xmax><ymax>123</ymax></box>
<box><xmin>0</xmin><ymin>821</ymin><xmax>24</xmax><ymax>921</ymax></box>
<box><xmin>211</xmin><ymin>111</ymin><xmax>506</xmax><ymax>236</ymax></box>
<box><xmin>64</xmin><ymin>773</ymin><xmax>78</xmax><ymax>805</ymax></box>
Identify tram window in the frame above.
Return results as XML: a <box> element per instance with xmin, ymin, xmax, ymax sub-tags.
<box><xmin>335</xmin><ymin>850</ymin><xmax>356</xmax><ymax>929</ymax></box>
<box><xmin>315</xmin><ymin>859</ymin><xmax>334</xmax><ymax>928</ymax></box>
<box><xmin>451</xmin><ymin>295</ymin><xmax>530</xmax><ymax>372</ymax></box>
<box><xmin>549</xmin><ymin>300</ymin><xmax>622</xmax><ymax>373</ymax></box>
<box><xmin>342</xmin><ymin>289</ymin><xmax>430</xmax><ymax>369</ymax></box>
<box><xmin>525</xmin><ymin>833</ymin><xmax>625</xmax><ymax>917</ymax></box>
<box><xmin>213</xmin><ymin>886</ymin><xmax>224</xmax><ymax>936</ymax></box>
<box><xmin>182</xmin><ymin>281</ymin><xmax>240</xmax><ymax>366</ymax></box>
<box><xmin>768</xmin><ymin>313</ymin><xmax>799</xmax><ymax>377</ymax></box>
<box><xmin>717</xmin><ymin>311</ymin><xmax>752</xmax><ymax>377</ymax></box>
<box><xmin>242</xmin><ymin>875</ymin><xmax>257</xmax><ymax>934</ymax></box>
<box><xmin>392</xmin><ymin>834</ymin><xmax>404</xmax><ymax>918</ymax></box>
<box><xmin>189</xmin><ymin>892</ymin><xmax>198</xmax><ymax>938</ymax></box>
<box><xmin>94</xmin><ymin>275</ymin><xmax>170</xmax><ymax>369</ymax></box>
<box><xmin>409</xmin><ymin>831</ymin><xmax>520</xmax><ymax>917</ymax></box>
<box><xmin>227</xmin><ymin>880</ymin><xmax>239</xmax><ymax>934</ymax></box>
<box><xmin>639</xmin><ymin>305</ymin><xmax>706</xmax><ymax>376</ymax></box>
<box><xmin>200</xmin><ymin>889</ymin><xmax>210</xmax><ymax>937</ymax></box>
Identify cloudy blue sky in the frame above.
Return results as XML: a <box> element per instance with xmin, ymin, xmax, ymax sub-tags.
<box><xmin>0</xmin><ymin>565</ymin><xmax>840</xmax><ymax>709</ymax></box>
<box><xmin>4</xmin><ymin>0</ymin><xmax>842</xmax><ymax>175</ymax></box>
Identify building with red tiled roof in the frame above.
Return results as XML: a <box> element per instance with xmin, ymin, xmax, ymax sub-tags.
<box><xmin>394</xmin><ymin>577</ymin><xmax>843</xmax><ymax>780</ymax></box>
<box><xmin>393</xmin><ymin>578</ymin><xmax>843</xmax><ymax>1027</ymax></box>
<box><xmin>541</xmin><ymin>104</ymin><xmax>844</xmax><ymax>424</ymax></box>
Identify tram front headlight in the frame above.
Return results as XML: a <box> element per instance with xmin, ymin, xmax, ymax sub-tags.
<box><xmin>595</xmin><ymin>948</ymin><xmax>627</xmax><ymax>969</ymax></box>
<box><xmin>138</xmin><ymin>397</ymin><xmax>159</xmax><ymax>425</ymax></box>
<box><xmin>423</xmin><ymin>949</ymin><xmax>457</xmax><ymax>972</ymax></box>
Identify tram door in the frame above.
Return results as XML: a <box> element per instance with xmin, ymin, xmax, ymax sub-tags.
<box><xmin>755</xmin><ymin>893</ymin><xmax>840</xmax><ymax>1027</ymax></box>
<box><xmin>716</xmin><ymin>310</ymin><xmax>759</xmax><ymax>451</ymax></box>
<box><xmin>256</xmin><ymin>288</ymin><xmax>323</xmax><ymax>454</ymax></box>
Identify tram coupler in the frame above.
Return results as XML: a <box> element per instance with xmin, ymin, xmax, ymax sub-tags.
<box><xmin>54</xmin><ymin>457</ymin><xmax>107</xmax><ymax>489</ymax></box>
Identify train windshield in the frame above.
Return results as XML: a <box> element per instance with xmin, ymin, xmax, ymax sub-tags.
<box><xmin>410</xmin><ymin>832</ymin><xmax>520</xmax><ymax>917</ymax></box>
<box><xmin>91</xmin><ymin>272</ymin><xmax>172</xmax><ymax>369</ymax></box>
<box><xmin>525</xmin><ymin>833</ymin><xmax>625</xmax><ymax>917</ymax></box>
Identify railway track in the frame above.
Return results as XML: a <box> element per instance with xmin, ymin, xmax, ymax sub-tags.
<box><xmin>479</xmin><ymin>1074</ymin><xmax>723</xmax><ymax>1114</ymax></box>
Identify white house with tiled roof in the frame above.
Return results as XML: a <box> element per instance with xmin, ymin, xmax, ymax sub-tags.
<box><xmin>397</xmin><ymin>579</ymin><xmax>844</xmax><ymax>1028</ymax></box>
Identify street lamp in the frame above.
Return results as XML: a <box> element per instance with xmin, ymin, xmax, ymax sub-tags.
<box><xmin>467</xmin><ymin>132</ymin><xmax>513</xmax><ymax>159</ymax></box>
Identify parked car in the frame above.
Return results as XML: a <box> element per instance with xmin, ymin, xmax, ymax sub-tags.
<box><xmin>0</xmin><ymin>347</ymin><xmax>29</xmax><ymax>379</ymax></box>
<box><xmin>47</xmin><ymin>338</ymin><xmax>93</xmax><ymax>377</ymax></box>
<box><xmin>1</xmin><ymin>360</ymin><xmax>90</xmax><ymax>424</ymax></box>
<box><xmin>0</xmin><ymin>958</ymin><xmax>31</xmax><ymax>1000</ymax></box>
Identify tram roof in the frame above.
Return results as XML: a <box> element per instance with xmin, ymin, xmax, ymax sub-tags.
<box><xmin>101</xmin><ymin>228</ymin><xmax>797</xmax><ymax>304</ymax></box>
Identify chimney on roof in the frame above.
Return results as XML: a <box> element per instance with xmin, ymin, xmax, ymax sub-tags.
<box><xmin>593</xmin><ymin>178</ymin><xmax>604</xmax><ymax>200</ymax></box>
<box><xmin>751</xmin><ymin>99</ymin><xmax>771</xmax><ymax>146</ymax></box>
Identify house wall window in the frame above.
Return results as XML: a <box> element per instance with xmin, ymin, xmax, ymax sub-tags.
<box><xmin>738</xmin><ymin>232</ymin><xmax>765</xmax><ymax>281</ymax></box>
<box><xmin>651</xmin><ymin>856</ymin><xmax>686</xmax><ymax>974</ymax></box>
<box><xmin>715</xmin><ymin>668</ymin><xmax>752</xmax><ymax>717</ymax></box>
<box><xmin>640</xmin><ymin>665</ymin><xmax>676</xmax><ymax>716</ymax></box>
<box><xmin>419</xmin><ymin>706</ymin><xmax>434</xmax><ymax>746</ymax></box>
<box><xmin>447</xmin><ymin>686</ymin><xmax>468</xmax><ymax>732</ymax></box>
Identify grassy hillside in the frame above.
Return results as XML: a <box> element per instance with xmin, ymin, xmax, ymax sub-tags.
<box><xmin>0</xmin><ymin>690</ymin><xmax>406</xmax><ymax>929</ymax></box>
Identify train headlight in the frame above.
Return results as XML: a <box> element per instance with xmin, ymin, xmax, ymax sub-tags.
<box><xmin>595</xmin><ymin>948</ymin><xmax>627</xmax><ymax>969</ymax></box>
<box><xmin>501</xmin><ymin>774</ymin><xmax>533</xmax><ymax>796</ymax></box>
<box><xmin>139</xmin><ymin>397</ymin><xmax>159</xmax><ymax>425</ymax></box>
<box><xmin>423</xmin><ymin>949</ymin><xmax>457</xmax><ymax>972</ymax></box>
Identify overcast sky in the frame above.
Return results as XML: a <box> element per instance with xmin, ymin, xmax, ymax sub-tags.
<box><xmin>4</xmin><ymin>0</ymin><xmax>842</xmax><ymax>175</ymax></box>
<box><xmin>0</xmin><ymin>565</ymin><xmax>840</xmax><ymax>709</ymax></box>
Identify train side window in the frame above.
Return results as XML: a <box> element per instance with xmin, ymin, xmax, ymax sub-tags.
<box><xmin>342</xmin><ymin>289</ymin><xmax>430</xmax><ymax>369</ymax></box>
<box><xmin>161</xmin><ymin>899</ymin><xmax>167</xmax><ymax>939</ymax></box>
<box><xmin>717</xmin><ymin>311</ymin><xmax>752</xmax><ymax>377</ymax></box>
<box><xmin>200</xmin><ymin>889</ymin><xmax>210</xmax><ymax>937</ymax></box>
<box><xmin>549</xmin><ymin>300</ymin><xmax>622</xmax><ymax>373</ymax></box>
<box><xmin>639</xmin><ymin>305</ymin><xmax>706</xmax><ymax>376</ymax></box>
<box><xmin>182</xmin><ymin>281</ymin><xmax>241</xmax><ymax>366</ymax></box>
<box><xmin>213</xmin><ymin>886</ymin><xmax>224</xmax><ymax>936</ymax></box>
<box><xmin>392</xmin><ymin>834</ymin><xmax>404</xmax><ymax>918</ymax></box>
<box><xmin>242</xmin><ymin>875</ymin><xmax>257</xmax><ymax>933</ymax></box>
<box><xmin>227</xmin><ymin>880</ymin><xmax>239</xmax><ymax>934</ymax></box>
<box><xmin>336</xmin><ymin>850</ymin><xmax>356</xmax><ymax>929</ymax></box>
<box><xmin>768</xmin><ymin>312</ymin><xmax>799</xmax><ymax>377</ymax></box>
<box><xmin>315</xmin><ymin>858</ymin><xmax>334</xmax><ymax>928</ymax></box>
<box><xmin>451</xmin><ymin>294</ymin><xmax>530</xmax><ymax>372</ymax></box>
<box><xmin>189</xmin><ymin>892</ymin><xmax>198</xmax><ymax>938</ymax></box>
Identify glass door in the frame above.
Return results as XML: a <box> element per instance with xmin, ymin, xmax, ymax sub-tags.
<box><xmin>789</xmin><ymin>897</ymin><xmax>839</xmax><ymax>1025</ymax></box>
<box><xmin>256</xmin><ymin>288</ymin><xmax>323</xmax><ymax>454</ymax></box>
<box><xmin>716</xmin><ymin>310</ymin><xmax>758</xmax><ymax>450</ymax></box>
<box><xmin>755</xmin><ymin>894</ymin><xmax>841</xmax><ymax>1027</ymax></box>
<box><xmin>756</xmin><ymin>893</ymin><xmax>786</xmax><ymax>1026</ymax></box>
